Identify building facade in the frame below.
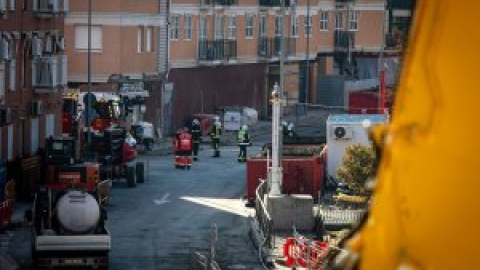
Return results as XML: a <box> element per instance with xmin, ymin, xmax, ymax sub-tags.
<box><xmin>65</xmin><ymin>0</ymin><xmax>387</xmax><ymax>133</ymax></box>
<box><xmin>0</xmin><ymin>0</ymin><xmax>68</xmax><ymax>162</ymax></box>
<box><xmin>65</xmin><ymin>0</ymin><xmax>161</xmax><ymax>84</ymax></box>
<box><xmin>167</xmin><ymin>0</ymin><xmax>387</xmax><ymax>127</ymax></box>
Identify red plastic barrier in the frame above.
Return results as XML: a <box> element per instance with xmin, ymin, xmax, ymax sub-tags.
<box><xmin>283</xmin><ymin>236</ymin><xmax>329</xmax><ymax>269</ymax></box>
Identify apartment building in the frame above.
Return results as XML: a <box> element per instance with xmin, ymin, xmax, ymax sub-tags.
<box><xmin>65</xmin><ymin>0</ymin><xmax>161</xmax><ymax>84</ymax></box>
<box><xmin>64</xmin><ymin>0</ymin><xmax>387</xmax><ymax>132</ymax></box>
<box><xmin>0</xmin><ymin>0</ymin><xmax>68</xmax><ymax>162</ymax></box>
<box><xmin>167</xmin><ymin>0</ymin><xmax>387</xmax><ymax>127</ymax></box>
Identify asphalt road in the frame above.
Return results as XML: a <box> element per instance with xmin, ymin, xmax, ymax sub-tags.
<box><xmin>3</xmin><ymin>144</ymin><xmax>265</xmax><ymax>270</ymax></box>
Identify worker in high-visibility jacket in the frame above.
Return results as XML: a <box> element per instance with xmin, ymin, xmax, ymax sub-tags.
<box><xmin>190</xmin><ymin>119</ymin><xmax>202</xmax><ymax>161</ymax></box>
<box><xmin>210</xmin><ymin>118</ymin><xmax>222</xmax><ymax>158</ymax></box>
<box><xmin>237</xmin><ymin>125</ymin><xmax>251</xmax><ymax>163</ymax></box>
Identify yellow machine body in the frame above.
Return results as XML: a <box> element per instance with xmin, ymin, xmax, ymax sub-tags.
<box><xmin>347</xmin><ymin>1</ymin><xmax>480</xmax><ymax>269</ymax></box>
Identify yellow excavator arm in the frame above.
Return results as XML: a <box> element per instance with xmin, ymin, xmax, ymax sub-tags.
<box><xmin>340</xmin><ymin>1</ymin><xmax>480</xmax><ymax>269</ymax></box>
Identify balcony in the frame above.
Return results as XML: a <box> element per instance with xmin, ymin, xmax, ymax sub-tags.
<box><xmin>0</xmin><ymin>0</ymin><xmax>6</xmax><ymax>16</ymax></box>
<box><xmin>198</xmin><ymin>39</ymin><xmax>237</xmax><ymax>62</ymax></box>
<box><xmin>259</xmin><ymin>0</ymin><xmax>290</xmax><ymax>7</ymax></box>
<box><xmin>201</xmin><ymin>0</ymin><xmax>237</xmax><ymax>7</ymax></box>
<box><xmin>33</xmin><ymin>0</ymin><xmax>69</xmax><ymax>17</ymax></box>
<box><xmin>385</xmin><ymin>31</ymin><xmax>407</xmax><ymax>50</ymax></box>
<box><xmin>32</xmin><ymin>55</ymin><xmax>67</xmax><ymax>93</ymax></box>
<box><xmin>258</xmin><ymin>37</ymin><xmax>296</xmax><ymax>58</ymax></box>
<box><xmin>334</xmin><ymin>30</ymin><xmax>355</xmax><ymax>51</ymax></box>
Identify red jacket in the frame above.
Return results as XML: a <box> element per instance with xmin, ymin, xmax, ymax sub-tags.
<box><xmin>174</xmin><ymin>131</ymin><xmax>192</xmax><ymax>151</ymax></box>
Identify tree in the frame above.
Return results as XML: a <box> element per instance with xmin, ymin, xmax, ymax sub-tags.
<box><xmin>336</xmin><ymin>144</ymin><xmax>376</xmax><ymax>195</ymax></box>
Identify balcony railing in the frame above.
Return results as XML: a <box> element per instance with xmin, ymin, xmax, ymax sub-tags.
<box><xmin>32</xmin><ymin>55</ymin><xmax>67</xmax><ymax>92</ymax></box>
<box><xmin>198</xmin><ymin>39</ymin><xmax>237</xmax><ymax>62</ymax></box>
<box><xmin>334</xmin><ymin>30</ymin><xmax>355</xmax><ymax>51</ymax></box>
<box><xmin>201</xmin><ymin>0</ymin><xmax>237</xmax><ymax>6</ymax></box>
<box><xmin>0</xmin><ymin>0</ymin><xmax>6</xmax><ymax>15</ymax></box>
<box><xmin>258</xmin><ymin>37</ymin><xmax>296</xmax><ymax>58</ymax></box>
<box><xmin>33</xmin><ymin>0</ymin><xmax>69</xmax><ymax>17</ymax></box>
<box><xmin>259</xmin><ymin>0</ymin><xmax>290</xmax><ymax>7</ymax></box>
<box><xmin>385</xmin><ymin>32</ymin><xmax>406</xmax><ymax>49</ymax></box>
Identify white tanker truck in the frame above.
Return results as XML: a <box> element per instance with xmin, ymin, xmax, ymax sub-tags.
<box><xmin>30</xmin><ymin>188</ymin><xmax>110</xmax><ymax>269</ymax></box>
<box><xmin>27</xmin><ymin>137</ymin><xmax>111</xmax><ymax>269</ymax></box>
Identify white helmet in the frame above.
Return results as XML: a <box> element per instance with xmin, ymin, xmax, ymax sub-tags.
<box><xmin>192</xmin><ymin>119</ymin><xmax>200</xmax><ymax>125</ymax></box>
<box><xmin>242</xmin><ymin>125</ymin><xmax>248</xmax><ymax>131</ymax></box>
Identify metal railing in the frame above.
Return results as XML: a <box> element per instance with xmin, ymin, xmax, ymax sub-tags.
<box><xmin>32</xmin><ymin>55</ymin><xmax>67</xmax><ymax>91</ymax></box>
<box><xmin>201</xmin><ymin>0</ymin><xmax>237</xmax><ymax>6</ymax></box>
<box><xmin>32</xmin><ymin>0</ymin><xmax>69</xmax><ymax>15</ymax></box>
<box><xmin>198</xmin><ymin>39</ymin><xmax>237</xmax><ymax>61</ymax></box>
<box><xmin>189</xmin><ymin>224</ymin><xmax>222</xmax><ymax>270</ymax></box>
<box><xmin>258</xmin><ymin>37</ymin><xmax>296</xmax><ymax>58</ymax></box>
<box><xmin>259</xmin><ymin>0</ymin><xmax>290</xmax><ymax>7</ymax></box>
<box><xmin>334</xmin><ymin>30</ymin><xmax>355</xmax><ymax>51</ymax></box>
<box><xmin>255</xmin><ymin>179</ymin><xmax>274</xmax><ymax>248</ymax></box>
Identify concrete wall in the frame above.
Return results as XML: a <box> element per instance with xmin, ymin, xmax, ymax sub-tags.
<box><xmin>169</xmin><ymin>63</ymin><xmax>267</xmax><ymax>131</ymax></box>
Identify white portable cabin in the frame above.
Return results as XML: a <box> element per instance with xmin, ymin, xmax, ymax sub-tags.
<box><xmin>326</xmin><ymin>114</ymin><xmax>388</xmax><ymax>178</ymax></box>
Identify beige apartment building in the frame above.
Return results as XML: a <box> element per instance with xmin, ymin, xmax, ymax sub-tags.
<box><xmin>65</xmin><ymin>0</ymin><xmax>387</xmax><ymax>132</ymax></box>
<box><xmin>65</xmin><ymin>0</ymin><xmax>161</xmax><ymax>84</ymax></box>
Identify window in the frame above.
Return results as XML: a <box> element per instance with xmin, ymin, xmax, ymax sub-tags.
<box><xmin>8</xmin><ymin>59</ymin><xmax>15</xmax><ymax>91</ymax></box>
<box><xmin>30</xmin><ymin>118</ymin><xmax>39</xmax><ymax>155</ymax></box>
<box><xmin>0</xmin><ymin>64</ymin><xmax>5</xmax><ymax>102</ymax></box>
<box><xmin>304</xmin><ymin>15</ymin><xmax>312</xmax><ymax>36</ymax></box>
<box><xmin>136</xmin><ymin>27</ymin><xmax>143</xmax><ymax>53</ymax></box>
<box><xmin>320</xmin><ymin>11</ymin><xmax>328</xmax><ymax>31</ymax></box>
<box><xmin>146</xmin><ymin>27</ymin><xmax>153</xmax><ymax>52</ymax></box>
<box><xmin>291</xmin><ymin>16</ymin><xmax>298</xmax><ymax>37</ymax></box>
<box><xmin>184</xmin><ymin>15</ymin><xmax>192</xmax><ymax>40</ymax></box>
<box><xmin>74</xmin><ymin>25</ymin><xmax>103</xmax><ymax>52</ymax></box>
<box><xmin>245</xmin><ymin>14</ymin><xmax>254</xmax><ymax>38</ymax></box>
<box><xmin>199</xmin><ymin>15</ymin><xmax>207</xmax><ymax>40</ymax></box>
<box><xmin>228</xmin><ymin>16</ymin><xmax>236</xmax><ymax>39</ymax></box>
<box><xmin>45</xmin><ymin>114</ymin><xmax>55</xmax><ymax>140</ymax></box>
<box><xmin>259</xmin><ymin>15</ymin><xmax>267</xmax><ymax>37</ymax></box>
<box><xmin>215</xmin><ymin>15</ymin><xmax>224</xmax><ymax>39</ymax></box>
<box><xmin>9</xmin><ymin>0</ymin><xmax>14</xmax><ymax>11</ymax></box>
<box><xmin>335</xmin><ymin>11</ymin><xmax>343</xmax><ymax>30</ymax></box>
<box><xmin>275</xmin><ymin>16</ymin><xmax>282</xmax><ymax>36</ymax></box>
<box><xmin>170</xmin><ymin>16</ymin><xmax>179</xmax><ymax>40</ymax></box>
<box><xmin>349</xmin><ymin>11</ymin><xmax>358</xmax><ymax>31</ymax></box>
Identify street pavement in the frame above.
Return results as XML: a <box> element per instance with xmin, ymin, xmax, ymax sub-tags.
<box><xmin>1</xmin><ymin>144</ymin><xmax>266</xmax><ymax>270</ymax></box>
<box><xmin>1</xmin><ymin>111</ymin><xmax>333</xmax><ymax>270</ymax></box>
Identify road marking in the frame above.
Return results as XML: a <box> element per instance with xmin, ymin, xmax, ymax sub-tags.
<box><xmin>154</xmin><ymin>193</ymin><xmax>171</xmax><ymax>205</ymax></box>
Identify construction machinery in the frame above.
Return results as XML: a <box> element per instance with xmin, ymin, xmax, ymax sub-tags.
<box><xmin>63</xmin><ymin>92</ymin><xmax>145</xmax><ymax>188</ymax></box>
<box><xmin>332</xmin><ymin>1</ymin><xmax>480</xmax><ymax>269</ymax></box>
<box><xmin>28</xmin><ymin>137</ymin><xmax>110</xmax><ymax>269</ymax></box>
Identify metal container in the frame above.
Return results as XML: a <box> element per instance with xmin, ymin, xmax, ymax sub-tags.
<box><xmin>246</xmin><ymin>156</ymin><xmax>325</xmax><ymax>202</ymax></box>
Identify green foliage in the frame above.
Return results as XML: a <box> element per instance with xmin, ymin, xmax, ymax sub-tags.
<box><xmin>336</xmin><ymin>144</ymin><xmax>376</xmax><ymax>195</ymax></box>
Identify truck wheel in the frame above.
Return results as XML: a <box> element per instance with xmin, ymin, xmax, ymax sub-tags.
<box><xmin>145</xmin><ymin>139</ymin><xmax>154</xmax><ymax>151</ymax></box>
<box><xmin>136</xmin><ymin>162</ymin><xmax>145</xmax><ymax>183</ymax></box>
<box><xmin>126</xmin><ymin>166</ymin><xmax>137</xmax><ymax>188</ymax></box>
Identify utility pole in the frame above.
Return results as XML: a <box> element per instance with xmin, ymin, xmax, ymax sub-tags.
<box><xmin>305</xmin><ymin>0</ymin><xmax>310</xmax><ymax>110</ymax></box>
<box><xmin>277</xmin><ymin>0</ymin><xmax>286</xmax><ymax>163</ymax></box>
<box><xmin>86</xmin><ymin>0</ymin><xmax>92</xmax><ymax>157</ymax></box>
